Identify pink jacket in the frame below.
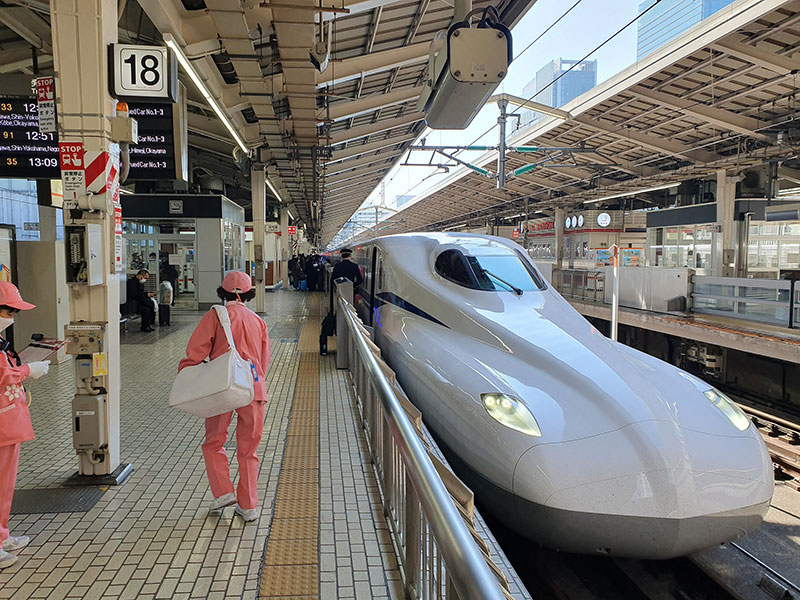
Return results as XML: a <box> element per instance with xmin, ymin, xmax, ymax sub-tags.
<box><xmin>0</xmin><ymin>351</ymin><xmax>34</xmax><ymax>447</ymax></box>
<box><xmin>178</xmin><ymin>303</ymin><xmax>270</xmax><ymax>402</ymax></box>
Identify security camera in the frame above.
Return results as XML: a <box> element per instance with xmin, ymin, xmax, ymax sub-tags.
<box><xmin>418</xmin><ymin>9</ymin><xmax>512</xmax><ymax>129</ymax></box>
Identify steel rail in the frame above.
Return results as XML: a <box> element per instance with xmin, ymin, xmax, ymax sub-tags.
<box><xmin>337</xmin><ymin>293</ymin><xmax>508</xmax><ymax>600</ymax></box>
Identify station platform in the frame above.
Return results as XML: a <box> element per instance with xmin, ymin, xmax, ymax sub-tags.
<box><xmin>0</xmin><ymin>291</ymin><xmax>528</xmax><ymax>600</ymax></box>
<box><xmin>566</xmin><ymin>298</ymin><xmax>800</xmax><ymax>365</ymax></box>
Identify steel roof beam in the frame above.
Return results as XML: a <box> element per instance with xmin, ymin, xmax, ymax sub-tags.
<box><xmin>324</xmin><ymin>150</ymin><xmax>400</xmax><ymax>175</ymax></box>
<box><xmin>329</xmin><ymin>112</ymin><xmax>425</xmax><ymax>145</ymax></box>
<box><xmin>0</xmin><ymin>5</ymin><xmax>52</xmax><ymax>53</ymax></box>
<box><xmin>326</xmin><ymin>165</ymin><xmax>392</xmax><ymax>185</ymax></box>
<box><xmin>712</xmin><ymin>38</ymin><xmax>798</xmax><ymax>75</ymax></box>
<box><xmin>317</xmin><ymin>42</ymin><xmax>430</xmax><ymax>88</ymax></box>
<box><xmin>328</xmin><ymin>133</ymin><xmax>416</xmax><ymax>163</ymax></box>
<box><xmin>573</xmin><ymin>116</ymin><xmax>719</xmax><ymax>164</ymax></box>
<box><xmin>634</xmin><ymin>87</ymin><xmax>768</xmax><ymax>141</ymax></box>
<box><xmin>326</xmin><ymin>175</ymin><xmax>384</xmax><ymax>193</ymax></box>
<box><xmin>323</xmin><ymin>86</ymin><xmax>423</xmax><ymax>122</ymax></box>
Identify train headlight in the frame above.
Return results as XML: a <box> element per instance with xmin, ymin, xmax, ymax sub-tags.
<box><xmin>704</xmin><ymin>388</ymin><xmax>750</xmax><ymax>431</ymax></box>
<box><xmin>481</xmin><ymin>393</ymin><xmax>542</xmax><ymax>437</ymax></box>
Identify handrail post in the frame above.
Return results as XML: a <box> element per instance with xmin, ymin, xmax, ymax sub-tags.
<box><xmin>405</xmin><ymin>475</ymin><xmax>421</xmax><ymax>599</ymax></box>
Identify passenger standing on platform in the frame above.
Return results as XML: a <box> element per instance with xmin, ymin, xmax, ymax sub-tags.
<box><xmin>0</xmin><ymin>282</ymin><xmax>50</xmax><ymax>569</ymax></box>
<box><xmin>304</xmin><ymin>254</ymin><xmax>319</xmax><ymax>292</ymax></box>
<box><xmin>178</xmin><ymin>272</ymin><xmax>270</xmax><ymax>522</ymax></box>
<box><xmin>331</xmin><ymin>248</ymin><xmax>363</xmax><ymax>288</ymax></box>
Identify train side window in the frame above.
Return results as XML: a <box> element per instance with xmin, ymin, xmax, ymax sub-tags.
<box><xmin>435</xmin><ymin>249</ymin><xmax>478</xmax><ymax>287</ymax></box>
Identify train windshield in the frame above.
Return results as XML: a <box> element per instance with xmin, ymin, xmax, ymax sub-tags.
<box><xmin>435</xmin><ymin>249</ymin><xmax>545</xmax><ymax>292</ymax></box>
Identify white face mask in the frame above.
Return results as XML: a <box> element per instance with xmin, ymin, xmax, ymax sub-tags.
<box><xmin>0</xmin><ymin>317</ymin><xmax>14</xmax><ymax>333</ymax></box>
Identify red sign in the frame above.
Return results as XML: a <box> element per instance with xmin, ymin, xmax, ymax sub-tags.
<box><xmin>512</xmin><ymin>230</ymin><xmax>520</xmax><ymax>239</ymax></box>
<box><xmin>36</xmin><ymin>77</ymin><xmax>54</xmax><ymax>102</ymax></box>
<box><xmin>528</xmin><ymin>221</ymin><xmax>554</xmax><ymax>232</ymax></box>
<box><xmin>287</xmin><ymin>226</ymin><xmax>297</xmax><ymax>235</ymax></box>
<box><xmin>58</xmin><ymin>142</ymin><xmax>84</xmax><ymax>169</ymax></box>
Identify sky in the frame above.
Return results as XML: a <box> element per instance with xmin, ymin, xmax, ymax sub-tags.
<box><xmin>332</xmin><ymin>0</ymin><xmax>642</xmax><ymax>244</ymax></box>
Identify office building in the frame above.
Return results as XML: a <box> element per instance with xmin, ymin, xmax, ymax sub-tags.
<box><xmin>521</xmin><ymin>59</ymin><xmax>597</xmax><ymax>125</ymax></box>
<box><xmin>637</xmin><ymin>0</ymin><xmax>734</xmax><ymax>60</ymax></box>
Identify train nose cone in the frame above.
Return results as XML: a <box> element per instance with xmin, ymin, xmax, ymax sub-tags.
<box><xmin>512</xmin><ymin>420</ymin><xmax>773</xmax><ymax>558</ymax></box>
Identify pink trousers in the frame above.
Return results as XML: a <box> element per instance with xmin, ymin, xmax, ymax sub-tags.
<box><xmin>202</xmin><ymin>401</ymin><xmax>266</xmax><ymax>510</ymax></box>
<box><xmin>0</xmin><ymin>443</ymin><xmax>20</xmax><ymax>544</ymax></box>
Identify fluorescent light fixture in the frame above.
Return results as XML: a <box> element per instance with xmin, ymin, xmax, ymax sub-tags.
<box><xmin>179</xmin><ymin>230</ymin><xmax>195</xmax><ymax>235</ymax></box>
<box><xmin>443</xmin><ymin>223</ymin><xmax>466</xmax><ymax>231</ymax></box>
<box><xmin>266</xmin><ymin>178</ymin><xmax>283</xmax><ymax>203</ymax></box>
<box><xmin>163</xmin><ymin>33</ymin><xmax>248</xmax><ymax>154</ymax></box>
<box><xmin>583</xmin><ymin>182</ymin><xmax>680</xmax><ymax>204</ymax></box>
<box><xmin>287</xmin><ymin>209</ymin><xmax>295</xmax><ymax>220</ymax></box>
<box><xmin>534</xmin><ymin>210</ymin><xmax>543</xmax><ymax>214</ymax></box>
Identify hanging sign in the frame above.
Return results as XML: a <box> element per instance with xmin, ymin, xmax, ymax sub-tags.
<box><xmin>58</xmin><ymin>142</ymin><xmax>85</xmax><ymax>205</ymax></box>
<box><xmin>109</xmin><ymin>44</ymin><xmax>177</xmax><ymax>102</ymax></box>
<box><xmin>35</xmin><ymin>77</ymin><xmax>56</xmax><ymax>133</ymax></box>
<box><xmin>597</xmin><ymin>212</ymin><xmax>612</xmax><ymax>227</ymax></box>
<box><xmin>287</xmin><ymin>226</ymin><xmax>297</xmax><ymax>235</ymax></box>
<box><xmin>511</xmin><ymin>230</ymin><xmax>520</xmax><ymax>239</ymax></box>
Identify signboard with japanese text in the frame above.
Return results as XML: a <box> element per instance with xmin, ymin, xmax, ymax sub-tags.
<box><xmin>287</xmin><ymin>226</ymin><xmax>297</xmax><ymax>235</ymax></box>
<box><xmin>0</xmin><ymin>97</ymin><xmax>59</xmax><ymax>178</ymax></box>
<box><xmin>35</xmin><ymin>77</ymin><xmax>56</xmax><ymax>133</ymax></box>
<box><xmin>59</xmin><ymin>141</ymin><xmax>85</xmax><ymax>204</ymax></box>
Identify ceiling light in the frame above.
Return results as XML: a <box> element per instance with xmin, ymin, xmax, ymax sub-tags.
<box><xmin>287</xmin><ymin>209</ymin><xmax>295</xmax><ymax>220</ymax></box>
<box><xmin>443</xmin><ymin>223</ymin><xmax>466</xmax><ymax>231</ymax></box>
<box><xmin>583</xmin><ymin>182</ymin><xmax>680</xmax><ymax>204</ymax></box>
<box><xmin>266</xmin><ymin>178</ymin><xmax>283</xmax><ymax>203</ymax></box>
<box><xmin>163</xmin><ymin>33</ymin><xmax>248</xmax><ymax>154</ymax></box>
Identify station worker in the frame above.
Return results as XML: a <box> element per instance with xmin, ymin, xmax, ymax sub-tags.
<box><xmin>0</xmin><ymin>282</ymin><xmax>50</xmax><ymax>569</ymax></box>
<box><xmin>178</xmin><ymin>272</ymin><xmax>270</xmax><ymax>522</ymax></box>
<box><xmin>331</xmin><ymin>248</ymin><xmax>363</xmax><ymax>287</ymax></box>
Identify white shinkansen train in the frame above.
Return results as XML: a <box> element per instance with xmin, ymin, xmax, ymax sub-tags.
<box><xmin>346</xmin><ymin>232</ymin><xmax>773</xmax><ymax>559</ymax></box>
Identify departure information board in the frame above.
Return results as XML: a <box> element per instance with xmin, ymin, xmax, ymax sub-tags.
<box><xmin>0</xmin><ymin>97</ymin><xmax>178</xmax><ymax>181</ymax></box>
<box><xmin>0</xmin><ymin>97</ymin><xmax>60</xmax><ymax>179</ymax></box>
<box><xmin>127</xmin><ymin>102</ymin><xmax>177</xmax><ymax>180</ymax></box>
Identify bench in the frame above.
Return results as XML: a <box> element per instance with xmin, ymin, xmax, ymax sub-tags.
<box><xmin>120</xmin><ymin>313</ymin><xmax>141</xmax><ymax>332</ymax></box>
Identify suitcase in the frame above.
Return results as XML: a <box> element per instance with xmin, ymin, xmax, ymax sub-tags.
<box><xmin>299</xmin><ymin>280</ymin><xmax>307</xmax><ymax>291</ymax></box>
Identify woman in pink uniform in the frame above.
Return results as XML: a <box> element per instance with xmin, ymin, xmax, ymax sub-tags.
<box><xmin>0</xmin><ymin>282</ymin><xmax>50</xmax><ymax>569</ymax></box>
<box><xmin>178</xmin><ymin>272</ymin><xmax>270</xmax><ymax>522</ymax></box>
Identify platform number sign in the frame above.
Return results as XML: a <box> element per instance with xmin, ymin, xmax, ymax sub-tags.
<box><xmin>110</xmin><ymin>44</ymin><xmax>177</xmax><ymax>102</ymax></box>
<box><xmin>288</xmin><ymin>226</ymin><xmax>297</xmax><ymax>235</ymax></box>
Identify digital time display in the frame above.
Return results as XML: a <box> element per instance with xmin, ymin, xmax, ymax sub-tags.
<box><xmin>127</xmin><ymin>102</ymin><xmax>177</xmax><ymax>180</ymax></box>
<box><xmin>0</xmin><ymin>97</ymin><xmax>60</xmax><ymax>179</ymax></box>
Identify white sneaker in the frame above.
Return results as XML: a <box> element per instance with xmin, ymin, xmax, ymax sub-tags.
<box><xmin>210</xmin><ymin>493</ymin><xmax>237</xmax><ymax>511</ymax></box>
<box><xmin>234</xmin><ymin>505</ymin><xmax>258</xmax><ymax>522</ymax></box>
<box><xmin>0</xmin><ymin>549</ymin><xmax>18</xmax><ymax>569</ymax></box>
<box><xmin>3</xmin><ymin>536</ymin><xmax>29</xmax><ymax>552</ymax></box>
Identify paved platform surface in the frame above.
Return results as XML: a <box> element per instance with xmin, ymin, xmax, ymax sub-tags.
<box><xmin>692</xmin><ymin>480</ymin><xmax>800</xmax><ymax>599</ymax></box>
<box><xmin>1</xmin><ymin>290</ymin><xmax>529</xmax><ymax>600</ymax></box>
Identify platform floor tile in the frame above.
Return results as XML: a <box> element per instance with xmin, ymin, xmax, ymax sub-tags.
<box><xmin>0</xmin><ymin>291</ymin><xmax>399</xmax><ymax>600</ymax></box>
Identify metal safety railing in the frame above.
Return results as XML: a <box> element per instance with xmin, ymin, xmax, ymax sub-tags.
<box><xmin>553</xmin><ymin>268</ymin><xmax>605</xmax><ymax>303</ymax></box>
<box><xmin>692</xmin><ymin>276</ymin><xmax>798</xmax><ymax>329</ymax></box>
<box><xmin>335</xmin><ymin>290</ymin><xmax>511</xmax><ymax>600</ymax></box>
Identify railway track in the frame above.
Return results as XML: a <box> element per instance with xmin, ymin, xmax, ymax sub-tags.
<box><xmin>740</xmin><ymin>405</ymin><xmax>800</xmax><ymax>487</ymax></box>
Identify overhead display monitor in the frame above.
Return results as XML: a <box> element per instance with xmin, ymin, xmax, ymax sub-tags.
<box><xmin>127</xmin><ymin>102</ymin><xmax>178</xmax><ymax>181</ymax></box>
<box><xmin>0</xmin><ymin>97</ymin><xmax>60</xmax><ymax>179</ymax></box>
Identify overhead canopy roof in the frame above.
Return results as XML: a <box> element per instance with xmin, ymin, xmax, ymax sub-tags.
<box><xmin>348</xmin><ymin>0</ymin><xmax>800</xmax><ymax>242</ymax></box>
<box><xmin>0</xmin><ymin>0</ymin><xmax>534</xmax><ymax>236</ymax></box>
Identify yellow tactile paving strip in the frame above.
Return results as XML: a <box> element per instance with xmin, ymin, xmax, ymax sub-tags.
<box><xmin>260</xmin><ymin>295</ymin><xmax>323</xmax><ymax>599</ymax></box>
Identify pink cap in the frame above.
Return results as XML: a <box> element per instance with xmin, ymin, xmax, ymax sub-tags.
<box><xmin>0</xmin><ymin>281</ymin><xmax>35</xmax><ymax>310</ymax></box>
<box><xmin>222</xmin><ymin>271</ymin><xmax>252</xmax><ymax>294</ymax></box>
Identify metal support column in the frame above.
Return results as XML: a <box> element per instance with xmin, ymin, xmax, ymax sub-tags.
<box><xmin>715</xmin><ymin>169</ymin><xmax>737</xmax><ymax>277</ymax></box>
<box><xmin>252</xmin><ymin>164</ymin><xmax>267</xmax><ymax>313</ymax></box>
<box><xmin>52</xmin><ymin>0</ymin><xmax>131</xmax><ymax>484</ymax></box>
<box><xmin>554</xmin><ymin>207</ymin><xmax>565</xmax><ymax>270</ymax></box>
<box><xmin>280</xmin><ymin>206</ymin><xmax>289</xmax><ymax>288</ymax></box>
<box><xmin>496</xmin><ymin>97</ymin><xmax>508</xmax><ymax>190</ymax></box>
